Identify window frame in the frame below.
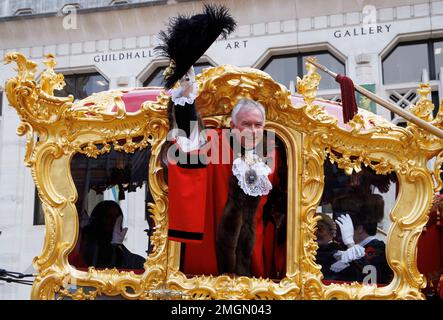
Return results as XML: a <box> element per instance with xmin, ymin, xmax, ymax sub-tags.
<box><xmin>54</xmin><ymin>72</ymin><xmax>110</xmax><ymax>100</ymax></box>
<box><xmin>260</xmin><ymin>50</ymin><xmax>345</xmax><ymax>91</ymax></box>
<box><xmin>382</xmin><ymin>38</ymin><xmax>443</xmax><ymax>85</ymax></box>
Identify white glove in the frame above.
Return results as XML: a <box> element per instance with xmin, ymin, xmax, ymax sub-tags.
<box><xmin>111</xmin><ymin>216</ymin><xmax>128</xmax><ymax>245</ymax></box>
<box><xmin>171</xmin><ymin>67</ymin><xmax>196</xmax><ymax>105</ymax></box>
<box><xmin>335</xmin><ymin>214</ymin><xmax>355</xmax><ymax>247</ymax></box>
<box><xmin>333</xmin><ymin>245</ymin><xmax>365</xmax><ymax>263</ymax></box>
<box><xmin>330</xmin><ymin>260</ymin><xmax>350</xmax><ymax>273</ymax></box>
<box><xmin>179</xmin><ymin>66</ymin><xmax>195</xmax><ymax>93</ymax></box>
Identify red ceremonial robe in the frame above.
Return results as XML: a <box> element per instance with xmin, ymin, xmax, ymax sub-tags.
<box><xmin>168</xmin><ymin>128</ymin><xmax>285</xmax><ymax>278</ymax></box>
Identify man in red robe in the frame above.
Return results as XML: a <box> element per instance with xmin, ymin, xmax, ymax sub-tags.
<box><xmin>166</xmin><ymin>68</ymin><xmax>286</xmax><ymax>278</ymax></box>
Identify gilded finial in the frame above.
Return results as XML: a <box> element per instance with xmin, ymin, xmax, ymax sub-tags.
<box><xmin>43</xmin><ymin>53</ymin><xmax>57</xmax><ymax>70</ymax></box>
<box><xmin>40</xmin><ymin>53</ymin><xmax>65</xmax><ymax>95</ymax></box>
<box><xmin>296</xmin><ymin>57</ymin><xmax>321</xmax><ymax>106</ymax></box>
<box><xmin>410</xmin><ymin>83</ymin><xmax>434</xmax><ymax>122</ymax></box>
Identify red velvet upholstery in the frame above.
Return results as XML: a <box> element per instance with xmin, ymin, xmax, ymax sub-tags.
<box><xmin>417</xmin><ymin>205</ymin><xmax>443</xmax><ymax>299</ymax></box>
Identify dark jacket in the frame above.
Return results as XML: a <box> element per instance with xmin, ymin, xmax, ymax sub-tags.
<box><xmin>332</xmin><ymin>238</ymin><xmax>393</xmax><ymax>284</ymax></box>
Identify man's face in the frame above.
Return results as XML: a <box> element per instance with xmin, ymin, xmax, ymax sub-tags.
<box><xmin>230</xmin><ymin>106</ymin><xmax>265</xmax><ymax>150</ymax></box>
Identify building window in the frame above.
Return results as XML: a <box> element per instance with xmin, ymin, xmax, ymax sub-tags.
<box><xmin>434</xmin><ymin>40</ymin><xmax>443</xmax><ymax>79</ymax></box>
<box><xmin>389</xmin><ymin>90</ymin><xmax>440</xmax><ymax>125</ymax></box>
<box><xmin>55</xmin><ymin>72</ymin><xmax>109</xmax><ymax>100</ymax></box>
<box><xmin>383</xmin><ymin>39</ymin><xmax>443</xmax><ymax>124</ymax></box>
<box><xmin>382</xmin><ymin>39</ymin><xmax>443</xmax><ymax>84</ymax></box>
<box><xmin>143</xmin><ymin>62</ymin><xmax>214</xmax><ymax>87</ymax></box>
<box><xmin>261</xmin><ymin>51</ymin><xmax>345</xmax><ymax>91</ymax></box>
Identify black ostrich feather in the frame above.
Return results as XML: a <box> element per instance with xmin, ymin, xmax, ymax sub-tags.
<box><xmin>154</xmin><ymin>4</ymin><xmax>237</xmax><ymax>89</ymax></box>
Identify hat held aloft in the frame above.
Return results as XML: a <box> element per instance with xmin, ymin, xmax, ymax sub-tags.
<box><xmin>154</xmin><ymin>3</ymin><xmax>237</xmax><ymax>89</ymax></box>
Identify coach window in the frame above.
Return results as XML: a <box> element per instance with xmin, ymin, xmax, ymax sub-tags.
<box><xmin>34</xmin><ymin>72</ymin><xmax>109</xmax><ymax>225</ymax></box>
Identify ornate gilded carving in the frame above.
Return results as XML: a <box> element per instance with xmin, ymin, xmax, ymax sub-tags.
<box><xmin>296</xmin><ymin>60</ymin><xmax>437</xmax><ymax>300</ymax></box>
<box><xmin>4</xmin><ymin>53</ymin><xmax>442</xmax><ymax>300</ymax></box>
<box><xmin>432</xmin><ymin>150</ymin><xmax>443</xmax><ymax>192</ymax></box>
<box><xmin>40</xmin><ymin>54</ymin><xmax>66</xmax><ymax>96</ymax></box>
<box><xmin>297</xmin><ymin>57</ymin><xmax>321</xmax><ymax>106</ymax></box>
<box><xmin>71</xmin><ymin>90</ymin><xmax>127</xmax><ymax>120</ymax></box>
<box><xmin>411</xmin><ymin>84</ymin><xmax>434</xmax><ymax>122</ymax></box>
<box><xmin>406</xmin><ymin>83</ymin><xmax>443</xmax><ymax>155</ymax></box>
<box><xmin>167</xmin><ymin>273</ymin><xmax>300</xmax><ymax>300</ymax></box>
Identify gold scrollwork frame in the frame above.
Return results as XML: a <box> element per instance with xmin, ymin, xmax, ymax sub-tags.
<box><xmin>3</xmin><ymin>53</ymin><xmax>443</xmax><ymax>299</ymax></box>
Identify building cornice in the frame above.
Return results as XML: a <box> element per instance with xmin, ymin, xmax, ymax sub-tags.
<box><xmin>1</xmin><ymin>1</ymin><xmax>441</xmax><ymax>59</ymax></box>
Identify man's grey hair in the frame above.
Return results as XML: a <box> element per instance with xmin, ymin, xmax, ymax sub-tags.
<box><xmin>231</xmin><ymin>98</ymin><xmax>266</xmax><ymax>124</ymax></box>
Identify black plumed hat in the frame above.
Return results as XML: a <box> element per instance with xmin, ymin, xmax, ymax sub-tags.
<box><xmin>154</xmin><ymin>3</ymin><xmax>237</xmax><ymax>89</ymax></box>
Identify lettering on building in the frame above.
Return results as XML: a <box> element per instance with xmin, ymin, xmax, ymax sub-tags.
<box><xmin>93</xmin><ymin>50</ymin><xmax>154</xmax><ymax>63</ymax></box>
<box><xmin>333</xmin><ymin>24</ymin><xmax>392</xmax><ymax>38</ymax></box>
<box><xmin>225</xmin><ymin>40</ymin><xmax>248</xmax><ymax>50</ymax></box>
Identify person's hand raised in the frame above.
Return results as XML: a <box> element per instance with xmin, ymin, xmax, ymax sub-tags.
<box><xmin>179</xmin><ymin>67</ymin><xmax>195</xmax><ymax>97</ymax></box>
<box><xmin>335</xmin><ymin>214</ymin><xmax>355</xmax><ymax>247</ymax></box>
